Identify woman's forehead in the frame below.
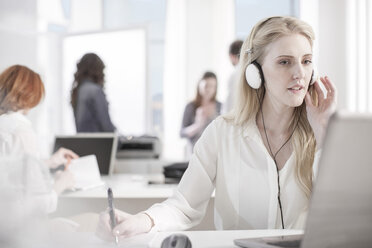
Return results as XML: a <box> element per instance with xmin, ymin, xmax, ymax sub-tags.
<box><xmin>200</xmin><ymin>78</ymin><xmax>216</xmax><ymax>85</ymax></box>
<box><xmin>263</xmin><ymin>34</ymin><xmax>312</xmax><ymax>59</ymax></box>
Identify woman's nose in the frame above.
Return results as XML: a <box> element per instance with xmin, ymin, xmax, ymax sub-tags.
<box><xmin>292</xmin><ymin>63</ymin><xmax>306</xmax><ymax>80</ymax></box>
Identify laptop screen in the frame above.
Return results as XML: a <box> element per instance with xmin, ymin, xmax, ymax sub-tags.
<box><xmin>234</xmin><ymin>112</ymin><xmax>372</xmax><ymax>248</ymax></box>
<box><xmin>53</xmin><ymin>133</ymin><xmax>118</xmax><ymax>175</ymax></box>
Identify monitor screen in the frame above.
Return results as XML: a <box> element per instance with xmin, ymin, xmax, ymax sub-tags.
<box><xmin>53</xmin><ymin>133</ymin><xmax>118</xmax><ymax>175</ymax></box>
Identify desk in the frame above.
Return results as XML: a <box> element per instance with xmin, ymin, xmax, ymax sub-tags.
<box><xmin>51</xmin><ymin>174</ymin><xmax>215</xmax><ymax>230</ymax></box>
<box><xmin>149</xmin><ymin>230</ymin><xmax>304</xmax><ymax>248</ymax></box>
<box><xmin>114</xmin><ymin>158</ymin><xmax>171</xmax><ymax>174</ymax></box>
<box><xmin>51</xmin><ymin>229</ymin><xmax>303</xmax><ymax>248</ymax></box>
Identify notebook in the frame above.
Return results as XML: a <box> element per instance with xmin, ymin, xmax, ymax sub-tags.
<box><xmin>234</xmin><ymin>112</ymin><xmax>372</xmax><ymax>248</ymax></box>
<box><xmin>68</xmin><ymin>155</ymin><xmax>105</xmax><ymax>191</ymax></box>
<box><xmin>54</xmin><ymin>133</ymin><xmax>118</xmax><ymax>175</ymax></box>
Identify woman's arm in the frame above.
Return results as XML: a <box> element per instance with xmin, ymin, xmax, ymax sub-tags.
<box><xmin>180</xmin><ymin>103</ymin><xmax>208</xmax><ymax>139</ymax></box>
<box><xmin>97</xmin><ymin>119</ymin><xmax>220</xmax><ymax>239</ymax></box>
<box><xmin>93</xmin><ymin>88</ymin><xmax>116</xmax><ymax>132</ymax></box>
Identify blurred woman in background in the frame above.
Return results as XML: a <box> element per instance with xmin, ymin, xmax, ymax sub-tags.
<box><xmin>180</xmin><ymin>71</ymin><xmax>221</xmax><ymax>158</ymax></box>
<box><xmin>71</xmin><ymin>53</ymin><xmax>116</xmax><ymax>132</ymax></box>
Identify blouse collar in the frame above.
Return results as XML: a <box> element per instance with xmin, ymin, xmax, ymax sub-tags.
<box><xmin>242</xmin><ymin>117</ymin><xmax>261</xmax><ymax>141</ymax></box>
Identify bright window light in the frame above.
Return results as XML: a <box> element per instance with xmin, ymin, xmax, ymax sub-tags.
<box><xmin>62</xmin><ymin>29</ymin><xmax>147</xmax><ymax>135</ymax></box>
<box><xmin>357</xmin><ymin>0</ymin><xmax>367</xmax><ymax>112</ymax></box>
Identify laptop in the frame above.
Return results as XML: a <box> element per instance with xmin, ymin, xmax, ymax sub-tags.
<box><xmin>234</xmin><ymin>112</ymin><xmax>372</xmax><ymax>248</ymax></box>
<box><xmin>53</xmin><ymin>133</ymin><xmax>118</xmax><ymax>175</ymax></box>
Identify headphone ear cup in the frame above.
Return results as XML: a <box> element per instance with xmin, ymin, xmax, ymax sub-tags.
<box><xmin>245</xmin><ymin>62</ymin><xmax>262</xmax><ymax>89</ymax></box>
<box><xmin>310</xmin><ymin>66</ymin><xmax>318</xmax><ymax>85</ymax></box>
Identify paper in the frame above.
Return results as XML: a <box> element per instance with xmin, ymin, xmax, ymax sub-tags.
<box><xmin>68</xmin><ymin>155</ymin><xmax>105</xmax><ymax>190</ymax></box>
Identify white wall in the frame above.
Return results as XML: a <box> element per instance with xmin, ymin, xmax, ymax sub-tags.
<box><xmin>0</xmin><ymin>0</ymin><xmax>38</xmax><ymax>72</ymax></box>
<box><xmin>317</xmin><ymin>0</ymin><xmax>348</xmax><ymax>110</ymax></box>
<box><xmin>315</xmin><ymin>0</ymin><xmax>372</xmax><ymax>112</ymax></box>
<box><xmin>185</xmin><ymin>0</ymin><xmax>235</xmax><ymax>103</ymax></box>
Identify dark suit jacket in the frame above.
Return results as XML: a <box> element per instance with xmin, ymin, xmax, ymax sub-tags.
<box><xmin>74</xmin><ymin>80</ymin><xmax>116</xmax><ymax>132</ymax></box>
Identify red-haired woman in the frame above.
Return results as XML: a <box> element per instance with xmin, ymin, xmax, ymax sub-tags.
<box><xmin>0</xmin><ymin>65</ymin><xmax>77</xmax><ymax>213</ymax></box>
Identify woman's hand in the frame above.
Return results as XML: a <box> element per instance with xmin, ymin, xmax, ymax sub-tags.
<box><xmin>195</xmin><ymin>107</ymin><xmax>208</xmax><ymax>125</ymax></box>
<box><xmin>305</xmin><ymin>76</ymin><xmax>337</xmax><ymax>148</ymax></box>
<box><xmin>96</xmin><ymin>209</ymin><xmax>153</xmax><ymax>241</ymax></box>
<box><xmin>48</xmin><ymin>148</ymin><xmax>79</xmax><ymax>168</ymax></box>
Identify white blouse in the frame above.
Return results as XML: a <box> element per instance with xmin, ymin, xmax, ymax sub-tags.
<box><xmin>0</xmin><ymin>112</ymin><xmax>40</xmax><ymax>157</ymax></box>
<box><xmin>0</xmin><ymin>112</ymin><xmax>57</xmax><ymax>214</ymax></box>
<box><xmin>146</xmin><ymin>116</ymin><xmax>320</xmax><ymax>231</ymax></box>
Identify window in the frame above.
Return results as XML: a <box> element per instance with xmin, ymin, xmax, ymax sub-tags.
<box><xmin>62</xmin><ymin>29</ymin><xmax>147</xmax><ymax>135</ymax></box>
<box><xmin>346</xmin><ymin>0</ymin><xmax>372</xmax><ymax>112</ymax></box>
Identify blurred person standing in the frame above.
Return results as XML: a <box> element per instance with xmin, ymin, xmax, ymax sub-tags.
<box><xmin>71</xmin><ymin>53</ymin><xmax>116</xmax><ymax>132</ymax></box>
<box><xmin>223</xmin><ymin>40</ymin><xmax>243</xmax><ymax>113</ymax></box>
<box><xmin>180</xmin><ymin>71</ymin><xmax>221</xmax><ymax>158</ymax></box>
<box><xmin>0</xmin><ymin>65</ymin><xmax>77</xmax><ymax>213</ymax></box>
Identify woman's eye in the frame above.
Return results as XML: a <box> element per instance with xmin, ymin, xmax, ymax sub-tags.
<box><xmin>279</xmin><ymin>60</ymin><xmax>290</xmax><ymax>65</ymax></box>
<box><xmin>304</xmin><ymin>59</ymin><xmax>312</xmax><ymax>64</ymax></box>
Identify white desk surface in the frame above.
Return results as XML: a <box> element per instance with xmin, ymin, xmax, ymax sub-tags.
<box><xmin>148</xmin><ymin>229</ymin><xmax>304</xmax><ymax>248</ymax></box>
<box><xmin>61</xmin><ymin>174</ymin><xmax>178</xmax><ymax>198</ymax></box>
<box><xmin>55</xmin><ymin>174</ymin><xmax>215</xmax><ymax>230</ymax></box>
<box><xmin>62</xmin><ymin>229</ymin><xmax>303</xmax><ymax>248</ymax></box>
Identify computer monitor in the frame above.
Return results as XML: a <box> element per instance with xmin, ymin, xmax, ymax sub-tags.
<box><xmin>53</xmin><ymin>133</ymin><xmax>118</xmax><ymax>175</ymax></box>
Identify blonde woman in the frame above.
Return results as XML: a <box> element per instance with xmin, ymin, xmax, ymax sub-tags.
<box><xmin>97</xmin><ymin>16</ymin><xmax>337</xmax><ymax>240</ymax></box>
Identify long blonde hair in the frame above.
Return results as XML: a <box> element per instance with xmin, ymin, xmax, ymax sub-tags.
<box><xmin>225</xmin><ymin>16</ymin><xmax>318</xmax><ymax>198</ymax></box>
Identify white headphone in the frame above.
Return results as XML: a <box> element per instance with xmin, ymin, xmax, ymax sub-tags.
<box><xmin>245</xmin><ymin>61</ymin><xmax>318</xmax><ymax>89</ymax></box>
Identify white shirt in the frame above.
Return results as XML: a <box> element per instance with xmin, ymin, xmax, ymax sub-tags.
<box><xmin>0</xmin><ymin>112</ymin><xmax>57</xmax><ymax>213</ymax></box>
<box><xmin>147</xmin><ymin>116</ymin><xmax>321</xmax><ymax>231</ymax></box>
<box><xmin>0</xmin><ymin>111</ymin><xmax>40</xmax><ymax>157</ymax></box>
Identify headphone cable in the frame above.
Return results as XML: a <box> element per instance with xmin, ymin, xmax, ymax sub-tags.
<box><xmin>256</xmin><ymin>90</ymin><xmax>303</xmax><ymax>229</ymax></box>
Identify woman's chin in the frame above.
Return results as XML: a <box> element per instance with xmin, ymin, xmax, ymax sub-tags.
<box><xmin>289</xmin><ymin>97</ymin><xmax>305</xmax><ymax>107</ymax></box>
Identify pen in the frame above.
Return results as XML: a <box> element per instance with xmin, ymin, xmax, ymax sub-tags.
<box><xmin>108</xmin><ymin>188</ymin><xmax>119</xmax><ymax>245</ymax></box>
<box><xmin>49</xmin><ymin>164</ymin><xmax>65</xmax><ymax>174</ymax></box>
